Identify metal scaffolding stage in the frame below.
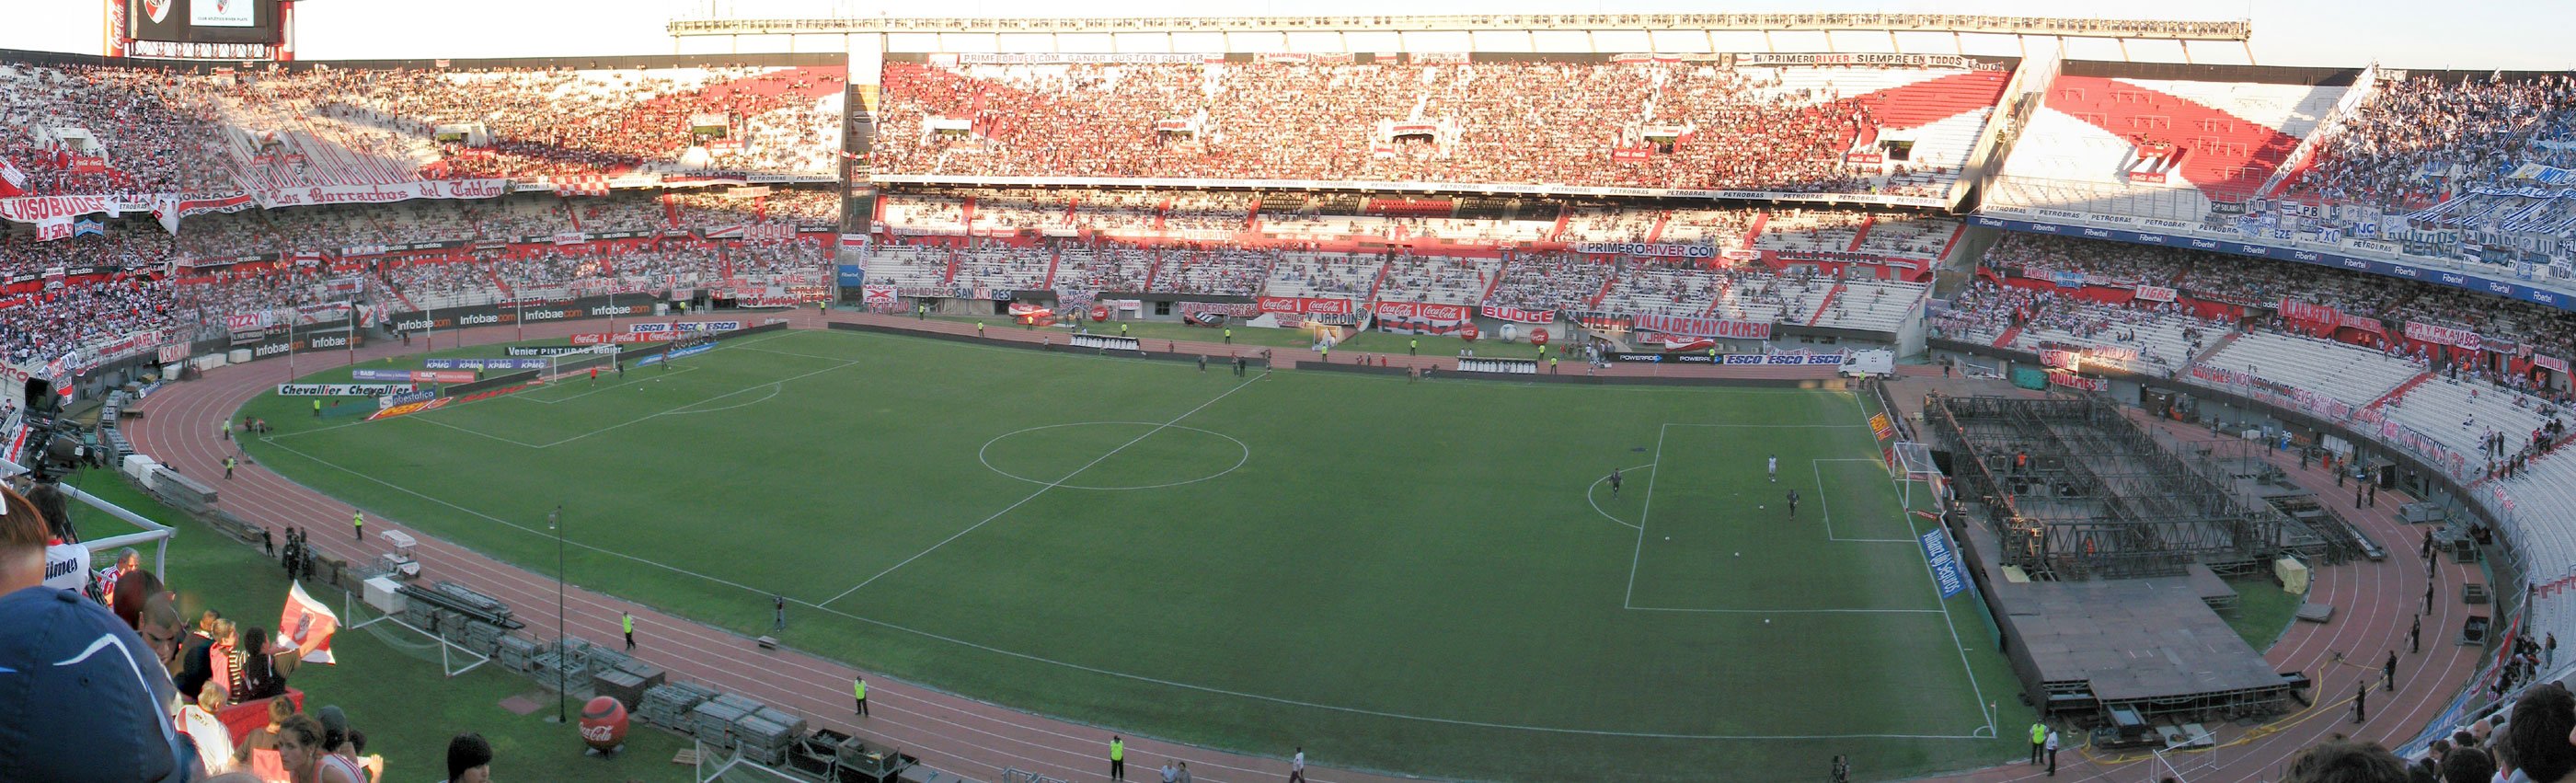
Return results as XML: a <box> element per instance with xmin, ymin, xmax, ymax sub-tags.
<box><xmin>1925</xmin><ymin>394</ymin><xmax>2360</xmax><ymax>580</ymax></box>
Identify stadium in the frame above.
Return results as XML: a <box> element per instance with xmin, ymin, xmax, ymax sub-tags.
<box><xmin>0</xmin><ymin>2</ymin><xmax>2567</xmax><ymax>782</ymax></box>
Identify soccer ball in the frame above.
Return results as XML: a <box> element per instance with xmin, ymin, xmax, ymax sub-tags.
<box><xmin>1764</xmin><ymin>619</ymin><xmax>1771</xmax><ymax>625</ymax></box>
<box><xmin>1733</xmin><ymin>552</ymin><xmax>1740</xmax><ymax>558</ymax></box>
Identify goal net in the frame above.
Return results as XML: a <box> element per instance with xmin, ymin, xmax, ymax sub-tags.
<box><xmin>543</xmin><ymin>345</ymin><xmax>622</xmax><ymax>382</ymax></box>
<box><xmin>1889</xmin><ymin>441</ymin><xmax>1943</xmax><ymax>511</ymax></box>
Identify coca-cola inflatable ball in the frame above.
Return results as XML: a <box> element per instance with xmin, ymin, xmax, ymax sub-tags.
<box><xmin>580</xmin><ymin>696</ymin><xmax>629</xmax><ymax>751</ymax></box>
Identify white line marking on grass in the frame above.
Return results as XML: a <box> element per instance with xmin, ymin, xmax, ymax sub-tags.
<box><xmin>662</xmin><ymin>384</ymin><xmax>783</xmax><ymax>416</ymax></box>
<box><xmin>822</xmin><ymin>372</ymin><xmax>1271</xmax><ymax>607</ymax></box>
<box><xmin>1906</xmin><ymin>506</ymin><xmax>2000</xmax><ymax>739</ymax></box>
<box><xmin>977</xmin><ymin>422</ymin><xmax>1251</xmax><ymax>490</ymax></box>
<box><xmin>408</xmin><ymin>416</ymin><xmax>550</xmax><ymax>449</ymax></box>
<box><xmin>1622</xmin><ymin>423</ymin><xmax>1669</xmax><ymax>610</ymax></box>
<box><xmin>518</xmin><ymin>364</ymin><xmax>703</xmax><ymax>404</ymax></box>
<box><xmin>736</xmin><ymin>345</ymin><xmax>870</xmax><ymax>363</ymax></box>
<box><xmin>260</xmin><ymin>397</ymin><xmax>1993</xmax><ymax>743</ymax></box>
<box><xmin>531</xmin><ymin>360</ymin><xmax>859</xmax><ymax>449</ymax></box>
<box><xmin>1584</xmin><ymin>463</ymin><xmax>1656</xmax><ymax>531</ymax></box>
<box><xmin>1813</xmin><ymin>459</ymin><xmax>1915</xmax><ymax>544</ymax></box>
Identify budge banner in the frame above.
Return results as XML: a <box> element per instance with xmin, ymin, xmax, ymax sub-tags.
<box><xmin>276</xmin><ymin>384</ymin><xmax>418</xmax><ymax>397</ymax></box>
<box><xmin>1480</xmin><ymin>305</ymin><xmax>1557</xmax><ymax>325</ymax></box>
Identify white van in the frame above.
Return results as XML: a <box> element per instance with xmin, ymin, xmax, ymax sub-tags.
<box><xmin>1839</xmin><ymin>349</ymin><xmax>1894</xmax><ymax>379</ymax></box>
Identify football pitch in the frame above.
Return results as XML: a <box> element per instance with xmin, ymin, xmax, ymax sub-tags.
<box><xmin>236</xmin><ymin>328</ymin><xmax>2029</xmax><ymax>782</ymax></box>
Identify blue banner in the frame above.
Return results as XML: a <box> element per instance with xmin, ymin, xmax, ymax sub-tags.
<box><xmin>1920</xmin><ymin>527</ymin><xmax>1967</xmax><ymax>599</ymax></box>
<box><xmin>424</xmin><ymin>358</ymin><xmax>551</xmax><ymax>370</ymax></box>
<box><xmin>836</xmin><ymin>265</ymin><xmax>867</xmax><ymax>287</ymax></box>
<box><xmin>1971</xmin><ymin>215</ymin><xmax>2572</xmax><ymax>312</ymax></box>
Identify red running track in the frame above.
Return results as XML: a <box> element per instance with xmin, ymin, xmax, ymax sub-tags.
<box><xmin>124</xmin><ymin>317</ymin><xmax>2484</xmax><ymax>783</ymax></box>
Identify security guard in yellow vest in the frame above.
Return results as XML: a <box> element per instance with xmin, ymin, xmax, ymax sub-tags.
<box><xmin>1109</xmin><ymin>736</ymin><xmax>1126</xmax><ymax>780</ymax></box>
<box><xmin>854</xmin><ymin>675</ymin><xmax>868</xmax><ymax>716</ymax></box>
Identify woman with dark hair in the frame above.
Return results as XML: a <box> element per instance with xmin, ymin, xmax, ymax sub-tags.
<box><xmin>24</xmin><ymin>481</ymin><xmax>74</xmax><ymax>544</ymax></box>
<box><xmin>236</xmin><ymin>626</ymin><xmax>293</xmax><ymax>701</ymax></box>
<box><xmin>275</xmin><ymin>713</ymin><xmax>328</xmax><ymax>783</ymax></box>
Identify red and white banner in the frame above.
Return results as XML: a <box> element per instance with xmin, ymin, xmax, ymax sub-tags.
<box><xmin>2133</xmin><ymin>285</ymin><xmax>2177</xmax><ymax>303</ymax></box>
<box><xmin>1633</xmin><ymin>313</ymin><xmax>1773</xmax><ymax>340</ymax></box>
<box><xmin>2047</xmin><ymin>371</ymin><xmax>2109</xmax><ymax>392</ymax></box>
<box><xmin>569</xmin><ymin>332</ymin><xmax>674</xmax><ymax>345</ymax></box>
<box><xmin>152</xmin><ymin>192</ymin><xmax>258</xmax><ymax>234</ymax></box>
<box><xmin>2279</xmin><ymin>297</ymin><xmax>2340</xmax><ymax>324</ymax></box>
<box><xmin>551</xmin><ymin>176</ymin><xmax>609</xmax><ymax>198</ymax></box>
<box><xmin>1372</xmin><ymin>302</ymin><xmax>1470</xmax><ymax>321</ymax></box>
<box><xmin>2038</xmin><ymin>349</ymin><xmax>2077</xmax><ymax>368</ymax></box>
<box><xmin>1257</xmin><ymin>296</ymin><xmax>1353</xmax><ymax>316</ymax></box>
<box><xmin>252</xmin><ymin>178</ymin><xmax>511</xmax><ymax>209</ymax></box>
<box><xmin>1480</xmin><ymin>305</ymin><xmax>1557</xmax><ymax>325</ymax></box>
<box><xmin>2536</xmin><ymin>354</ymin><xmax>2570</xmax><ymax>374</ymax></box>
<box><xmin>861</xmin><ymin>285</ymin><xmax>900</xmax><ymax>311</ymax></box>
<box><xmin>1659</xmin><ymin>337</ymin><xmax>1718</xmax><ymax>352</ymax></box>
<box><xmin>276</xmin><ymin>581</ymin><xmax>339</xmax><ymax>664</ymax></box>
<box><xmin>2404</xmin><ymin>321</ymin><xmax>2483</xmax><ymax>351</ymax></box>
<box><xmin>0</xmin><ymin>156</ymin><xmax>24</xmax><ymax>197</ymax></box>
<box><xmin>2189</xmin><ymin>364</ymin><xmax>2250</xmax><ymax>386</ymax></box>
<box><xmin>225</xmin><ymin>313</ymin><xmax>270</xmax><ymax>332</ymax></box>
<box><xmin>0</xmin><ymin>194</ymin><xmax>153</xmax><ymax>225</ymax></box>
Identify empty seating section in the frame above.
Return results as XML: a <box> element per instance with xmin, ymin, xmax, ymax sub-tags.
<box><xmin>2202</xmin><ymin>331</ymin><xmax>2420</xmax><ymax>408</ymax></box>
<box><xmin>1754</xmin><ymin>211</ymin><xmax>1869</xmax><ymax>252</ymax></box>
<box><xmin>1154</xmin><ymin>248</ymin><xmax>1273</xmax><ymax>295</ymax></box>
<box><xmin>949</xmin><ymin>246</ymin><xmax>1053</xmax><ymax>291</ymax></box>
<box><xmin>1815</xmin><ymin>280</ymin><xmax>1930</xmax><ymax>332</ymax></box>
<box><xmin>1854</xmin><ymin>215</ymin><xmax>1960</xmax><ymax>259</ymax></box>
<box><xmin>1261</xmin><ymin>253</ymin><xmax>1381</xmax><ymax>300</ymax></box>
<box><xmin>1374</xmin><ymin>256</ymin><xmax>1501</xmax><ymax>305</ymax></box>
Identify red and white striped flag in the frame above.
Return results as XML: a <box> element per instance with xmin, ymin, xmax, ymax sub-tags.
<box><xmin>278</xmin><ymin>581</ymin><xmax>340</xmax><ymax>665</ymax></box>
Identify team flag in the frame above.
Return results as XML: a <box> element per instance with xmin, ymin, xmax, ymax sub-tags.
<box><xmin>278</xmin><ymin>581</ymin><xmax>340</xmax><ymax>664</ymax></box>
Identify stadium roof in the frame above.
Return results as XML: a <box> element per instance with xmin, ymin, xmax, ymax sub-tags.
<box><xmin>669</xmin><ymin>13</ymin><xmax>2249</xmax><ymax>40</ymax></box>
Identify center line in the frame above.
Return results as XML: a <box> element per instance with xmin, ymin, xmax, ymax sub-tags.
<box><xmin>822</xmin><ymin>371</ymin><xmax>1270</xmax><ymax>606</ymax></box>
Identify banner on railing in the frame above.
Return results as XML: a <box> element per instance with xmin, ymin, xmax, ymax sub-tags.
<box><xmin>1257</xmin><ymin>296</ymin><xmax>1353</xmax><ymax>316</ymax></box>
<box><xmin>2134</xmin><ymin>284</ymin><xmax>2178</xmax><ymax>302</ymax></box>
<box><xmin>1633</xmin><ymin>313</ymin><xmax>1773</xmax><ymax>340</ymax></box>
<box><xmin>252</xmin><ymin>178</ymin><xmax>511</xmax><ymax>210</ymax></box>
<box><xmin>1570</xmin><ymin>242</ymin><xmax>1713</xmax><ymax>259</ymax></box>
<box><xmin>2046</xmin><ymin>370</ymin><xmax>2109</xmax><ymax>392</ymax></box>
<box><xmin>2403</xmin><ymin>321</ymin><xmax>2484</xmax><ymax>351</ymax></box>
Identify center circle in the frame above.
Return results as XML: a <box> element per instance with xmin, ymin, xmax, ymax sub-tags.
<box><xmin>979</xmin><ymin>421</ymin><xmax>1251</xmax><ymax>490</ymax></box>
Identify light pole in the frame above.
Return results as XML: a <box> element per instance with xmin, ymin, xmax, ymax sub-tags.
<box><xmin>548</xmin><ymin>503</ymin><xmax>565</xmax><ymax>723</ymax></box>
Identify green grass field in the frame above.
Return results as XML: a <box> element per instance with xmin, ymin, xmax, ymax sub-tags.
<box><xmin>236</xmin><ymin>328</ymin><xmax>2029</xmax><ymax>782</ymax></box>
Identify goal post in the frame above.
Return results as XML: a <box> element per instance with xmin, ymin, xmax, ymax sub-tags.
<box><xmin>1889</xmin><ymin>441</ymin><xmax>1942</xmax><ymax>511</ymax></box>
<box><xmin>544</xmin><ymin>345</ymin><xmax>622</xmax><ymax>382</ymax></box>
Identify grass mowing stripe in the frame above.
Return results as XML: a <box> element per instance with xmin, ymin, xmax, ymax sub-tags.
<box><xmin>822</xmin><ymin>371</ymin><xmax>1270</xmax><ymax>606</ymax></box>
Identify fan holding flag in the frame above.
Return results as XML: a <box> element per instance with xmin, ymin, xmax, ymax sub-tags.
<box><xmin>278</xmin><ymin>581</ymin><xmax>340</xmax><ymax>666</ymax></box>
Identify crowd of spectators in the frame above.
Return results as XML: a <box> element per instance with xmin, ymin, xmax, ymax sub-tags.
<box><xmin>2282</xmin><ymin>73</ymin><xmax>2576</xmax><ymax>211</ymax></box>
<box><xmin>876</xmin><ymin>60</ymin><xmax>1980</xmax><ymax>194</ymax></box>
<box><xmin>0</xmin><ymin>64</ymin><xmax>237</xmax><ymax>196</ymax></box>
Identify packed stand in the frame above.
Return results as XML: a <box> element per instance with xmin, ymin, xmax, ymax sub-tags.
<box><xmin>0</xmin><ymin>64</ymin><xmax>238</xmax><ymax>196</ymax></box>
<box><xmin>2281</xmin><ymin>73</ymin><xmax>2576</xmax><ymax>212</ymax></box>
<box><xmin>1484</xmin><ymin>252</ymin><xmax>1614</xmax><ymax>312</ymax></box>
<box><xmin>876</xmin><ymin>60</ymin><xmax>1991</xmax><ymax>194</ymax></box>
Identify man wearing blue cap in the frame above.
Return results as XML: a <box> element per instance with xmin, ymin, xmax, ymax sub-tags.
<box><xmin>0</xmin><ymin>485</ymin><xmax>195</xmax><ymax>781</ymax></box>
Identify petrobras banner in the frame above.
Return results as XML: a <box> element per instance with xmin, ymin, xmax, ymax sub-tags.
<box><xmin>1971</xmin><ymin>213</ymin><xmax>2574</xmax><ymax>312</ymax></box>
<box><xmin>1480</xmin><ymin>305</ymin><xmax>1557</xmax><ymax>325</ymax></box>
<box><xmin>1919</xmin><ymin>528</ymin><xmax>1968</xmax><ymax>598</ymax></box>
<box><xmin>1570</xmin><ymin>242</ymin><xmax>1714</xmax><ymax>259</ymax></box>
<box><xmin>251</xmin><ymin>178</ymin><xmax>511</xmax><ymax>210</ymax></box>
<box><xmin>421</xmin><ymin>358</ymin><xmax>551</xmax><ymax>370</ymax></box>
<box><xmin>350</xmin><ymin>369</ymin><xmax>478</xmax><ymax>384</ymax></box>
<box><xmin>276</xmin><ymin>384</ymin><xmax>419</xmax><ymax>397</ymax></box>
<box><xmin>1634</xmin><ymin>313</ymin><xmax>1774</xmax><ymax>340</ymax></box>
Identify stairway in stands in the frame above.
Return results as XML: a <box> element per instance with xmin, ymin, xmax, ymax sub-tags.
<box><xmin>2364</xmin><ymin>371</ymin><xmax>2437</xmax><ymax>413</ymax></box>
